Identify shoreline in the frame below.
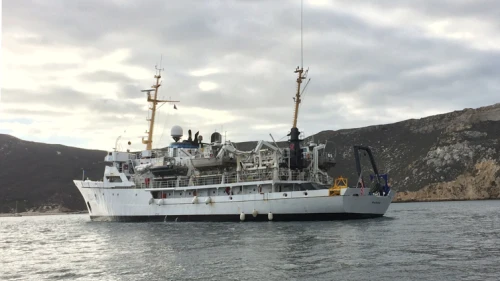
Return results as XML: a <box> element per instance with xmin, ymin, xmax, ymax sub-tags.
<box><xmin>2</xmin><ymin>198</ymin><xmax>499</xmax><ymax>217</ymax></box>
<box><xmin>392</xmin><ymin>197</ymin><xmax>500</xmax><ymax>203</ymax></box>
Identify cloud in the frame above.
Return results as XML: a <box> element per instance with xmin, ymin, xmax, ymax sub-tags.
<box><xmin>2</xmin><ymin>0</ymin><xmax>500</xmax><ymax>150</ymax></box>
<box><xmin>80</xmin><ymin>70</ymin><xmax>134</xmax><ymax>84</ymax></box>
<box><xmin>198</xmin><ymin>81</ymin><xmax>218</xmax><ymax>91</ymax></box>
<box><xmin>189</xmin><ymin>68</ymin><xmax>222</xmax><ymax>77</ymax></box>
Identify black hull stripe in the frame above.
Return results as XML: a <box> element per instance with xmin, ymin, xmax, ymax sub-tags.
<box><xmin>89</xmin><ymin>213</ymin><xmax>384</xmax><ymax>222</ymax></box>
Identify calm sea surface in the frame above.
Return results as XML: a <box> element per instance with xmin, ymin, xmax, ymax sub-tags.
<box><xmin>1</xmin><ymin>201</ymin><xmax>499</xmax><ymax>281</ymax></box>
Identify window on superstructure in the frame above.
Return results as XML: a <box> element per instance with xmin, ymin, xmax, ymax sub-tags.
<box><xmin>106</xmin><ymin>176</ymin><xmax>122</xmax><ymax>183</ymax></box>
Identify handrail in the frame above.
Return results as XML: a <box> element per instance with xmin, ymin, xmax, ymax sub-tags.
<box><xmin>132</xmin><ymin>168</ymin><xmax>331</xmax><ymax>189</ymax></box>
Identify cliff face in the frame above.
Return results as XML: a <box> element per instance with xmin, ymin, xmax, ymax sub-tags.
<box><xmin>395</xmin><ymin>160</ymin><xmax>500</xmax><ymax>202</ymax></box>
<box><xmin>0</xmin><ymin>103</ymin><xmax>499</xmax><ymax>212</ymax></box>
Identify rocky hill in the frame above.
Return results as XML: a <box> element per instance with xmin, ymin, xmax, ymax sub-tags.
<box><xmin>236</xmin><ymin>103</ymin><xmax>500</xmax><ymax>202</ymax></box>
<box><xmin>0</xmin><ymin>103</ymin><xmax>499</xmax><ymax>212</ymax></box>
<box><xmin>0</xmin><ymin>134</ymin><xmax>106</xmax><ymax>213</ymax></box>
<box><xmin>314</xmin><ymin>103</ymin><xmax>500</xmax><ymax>202</ymax></box>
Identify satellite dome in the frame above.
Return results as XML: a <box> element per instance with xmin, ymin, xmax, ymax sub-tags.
<box><xmin>211</xmin><ymin>132</ymin><xmax>222</xmax><ymax>143</ymax></box>
<box><xmin>171</xmin><ymin>125</ymin><xmax>183</xmax><ymax>142</ymax></box>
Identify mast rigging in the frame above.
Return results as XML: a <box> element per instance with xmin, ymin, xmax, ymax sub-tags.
<box><xmin>141</xmin><ymin>65</ymin><xmax>179</xmax><ymax>150</ymax></box>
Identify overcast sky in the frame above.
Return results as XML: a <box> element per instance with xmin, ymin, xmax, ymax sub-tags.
<box><xmin>2</xmin><ymin>0</ymin><xmax>499</xmax><ymax>151</ymax></box>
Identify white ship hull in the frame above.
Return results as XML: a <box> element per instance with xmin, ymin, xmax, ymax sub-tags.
<box><xmin>74</xmin><ymin>180</ymin><xmax>394</xmax><ymax>222</ymax></box>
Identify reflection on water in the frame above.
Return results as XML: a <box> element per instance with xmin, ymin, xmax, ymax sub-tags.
<box><xmin>1</xmin><ymin>200</ymin><xmax>499</xmax><ymax>281</ymax></box>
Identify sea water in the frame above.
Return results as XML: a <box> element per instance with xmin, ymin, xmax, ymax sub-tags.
<box><xmin>1</xmin><ymin>200</ymin><xmax>499</xmax><ymax>281</ymax></box>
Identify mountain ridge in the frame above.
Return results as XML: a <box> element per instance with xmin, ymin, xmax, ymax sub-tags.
<box><xmin>1</xmin><ymin>102</ymin><xmax>499</xmax><ymax>213</ymax></box>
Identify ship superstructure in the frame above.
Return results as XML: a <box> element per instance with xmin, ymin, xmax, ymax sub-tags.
<box><xmin>73</xmin><ymin>63</ymin><xmax>394</xmax><ymax>222</ymax></box>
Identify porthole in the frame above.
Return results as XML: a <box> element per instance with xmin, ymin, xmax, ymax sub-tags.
<box><xmin>229</xmin><ymin>196</ymin><xmax>233</xmax><ymax>200</ymax></box>
<box><xmin>304</xmin><ymin>192</ymin><xmax>308</xmax><ymax>196</ymax></box>
<box><xmin>283</xmin><ymin>193</ymin><xmax>288</xmax><ymax>197</ymax></box>
<box><xmin>213</xmin><ymin>191</ymin><xmax>216</xmax><ymax>194</ymax></box>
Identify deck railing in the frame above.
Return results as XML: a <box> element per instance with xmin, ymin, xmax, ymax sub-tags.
<box><xmin>133</xmin><ymin>168</ymin><xmax>331</xmax><ymax>189</ymax></box>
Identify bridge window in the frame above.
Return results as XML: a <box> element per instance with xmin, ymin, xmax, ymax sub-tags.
<box><xmin>106</xmin><ymin>176</ymin><xmax>122</xmax><ymax>183</ymax></box>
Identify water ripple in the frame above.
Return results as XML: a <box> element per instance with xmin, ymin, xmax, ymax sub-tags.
<box><xmin>1</xmin><ymin>201</ymin><xmax>500</xmax><ymax>280</ymax></box>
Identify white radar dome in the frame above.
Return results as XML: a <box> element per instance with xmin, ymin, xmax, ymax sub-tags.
<box><xmin>171</xmin><ymin>125</ymin><xmax>183</xmax><ymax>142</ymax></box>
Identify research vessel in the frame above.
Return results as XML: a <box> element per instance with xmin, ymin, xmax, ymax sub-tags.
<box><xmin>73</xmin><ymin>62</ymin><xmax>394</xmax><ymax>222</ymax></box>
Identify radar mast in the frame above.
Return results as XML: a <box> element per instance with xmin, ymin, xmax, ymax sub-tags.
<box><xmin>288</xmin><ymin>0</ymin><xmax>309</xmax><ymax>170</ymax></box>
<box><xmin>141</xmin><ymin>62</ymin><xmax>180</xmax><ymax>150</ymax></box>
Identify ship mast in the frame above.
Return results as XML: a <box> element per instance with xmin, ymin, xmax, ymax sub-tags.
<box><xmin>288</xmin><ymin>0</ymin><xmax>308</xmax><ymax>170</ymax></box>
<box><xmin>292</xmin><ymin>67</ymin><xmax>307</xmax><ymax>128</ymax></box>
<box><xmin>291</xmin><ymin>0</ymin><xmax>308</xmax><ymax>129</ymax></box>
<box><xmin>141</xmin><ymin>65</ymin><xmax>179</xmax><ymax>150</ymax></box>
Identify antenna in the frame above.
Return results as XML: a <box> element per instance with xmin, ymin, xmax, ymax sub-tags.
<box><xmin>291</xmin><ymin>0</ymin><xmax>308</xmax><ymax>129</ymax></box>
<box><xmin>155</xmin><ymin>54</ymin><xmax>164</xmax><ymax>76</ymax></box>
<box><xmin>301</xmin><ymin>0</ymin><xmax>303</xmax><ymax>69</ymax></box>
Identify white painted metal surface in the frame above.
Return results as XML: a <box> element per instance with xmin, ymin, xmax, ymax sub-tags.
<box><xmin>74</xmin><ymin>179</ymin><xmax>394</xmax><ymax>219</ymax></box>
